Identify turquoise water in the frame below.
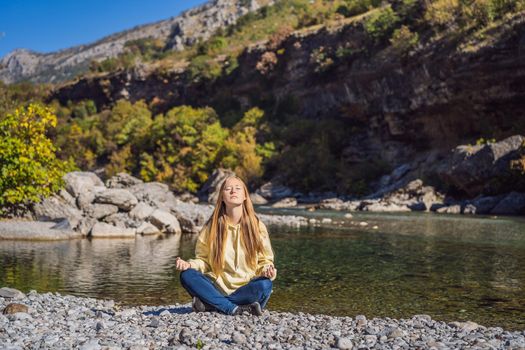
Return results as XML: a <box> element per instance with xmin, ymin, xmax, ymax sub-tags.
<box><xmin>1</xmin><ymin>210</ymin><xmax>524</xmax><ymax>330</ymax></box>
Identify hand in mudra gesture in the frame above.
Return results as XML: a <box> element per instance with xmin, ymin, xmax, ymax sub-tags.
<box><xmin>261</xmin><ymin>265</ymin><xmax>277</xmax><ymax>279</ymax></box>
<box><xmin>175</xmin><ymin>257</ymin><xmax>191</xmax><ymax>271</ymax></box>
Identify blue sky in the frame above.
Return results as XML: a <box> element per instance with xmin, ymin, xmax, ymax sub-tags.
<box><xmin>0</xmin><ymin>0</ymin><xmax>209</xmax><ymax>58</ymax></box>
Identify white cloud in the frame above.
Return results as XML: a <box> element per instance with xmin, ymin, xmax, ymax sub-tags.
<box><xmin>0</xmin><ymin>32</ymin><xmax>5</xmax><ymax>39</ymax></box>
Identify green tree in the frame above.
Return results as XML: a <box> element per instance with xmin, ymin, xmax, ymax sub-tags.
<box><xmin>363</xmin><ymin>6</ymin><xmax>400</xmax><ymax>42</ymax></box>
<box><xmin>0</xmin><ymin>103</ymin><xmax>75</xmax><ymax>214</ymax></box>
<box><xmin>219</xmin><ymin>107</ymin><xmax>275</xmax><ymax>185</ymax></box>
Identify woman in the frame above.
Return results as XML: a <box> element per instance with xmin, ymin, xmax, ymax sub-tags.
<box><xmin>175</xmin><ymin>176</ymin><xmax>277</xmax><ymax>316</ymax></box>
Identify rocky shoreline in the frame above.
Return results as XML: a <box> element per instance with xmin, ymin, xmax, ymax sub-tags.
<box><xmin>262</xmin><ymin>135</ymin><xmax>525</xmax><ymax>217</ymax></box>
<box><xmin>0</xmin><ymin>171</ymin><xmax>308</xmax><ymax>241</ymax></box>
<box><xmin>0</xmin><ymin>287</ymin><xmax>524</xmax><ymax>349</ymax></box>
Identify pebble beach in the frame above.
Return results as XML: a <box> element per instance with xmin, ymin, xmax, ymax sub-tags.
<box><xmin>1</xmin><ymin>288</ymin><xmax>525</xmax><ymax>349</ymax></box>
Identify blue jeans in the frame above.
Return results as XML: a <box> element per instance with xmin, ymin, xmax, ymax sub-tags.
<box><xmin>180</xmin><ymin>268</ymin><xmax>273</xmax><ymax>315</ymax></box>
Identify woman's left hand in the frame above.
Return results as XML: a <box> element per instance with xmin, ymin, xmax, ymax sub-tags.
<box><xmin>261</xmin><ymin>265</ymin><xmax>277</xmax><ymax>279</ymax></box>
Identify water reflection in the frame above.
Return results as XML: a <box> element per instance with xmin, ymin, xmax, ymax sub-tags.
<box><xmin>0</xmin><ymin>212</ymin><xmax>524</xmax><ymax>330</ymax></box>
<box><xmin>0</xmin><ymin>234</ymin><xmax>196</xmax><ymax>305</ymax></box>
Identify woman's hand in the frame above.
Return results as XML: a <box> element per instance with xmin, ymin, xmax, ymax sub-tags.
<box><xmin>175</xmin><ymin>257</ymin><xmax>191</xmax><ymax>271</ymax></box>
<box><xmin>261</xmin><ymin>265</ymin><xmax>277</xmax><ymax>279</ymax></box>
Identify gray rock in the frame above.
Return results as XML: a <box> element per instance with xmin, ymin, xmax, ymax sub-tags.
<box><xmin>232</xmin><ymin>332</ymin><xmax>247</xmax><ymax>344</ymax></box>
<box><xmin>76</xmin><ymin>191</ymin><xmax>97</xmax><ymax>211</ymax></box>
<box><xmin>103</xmin><ymin>213</ymin><xmax>140</xmax><ymax>229</ymax></box>
<box><xmin>250</xmin><ymin>192</ymin><xmax>268</xmax><ymax>205</ymax></box>
<box><xmin>318</xmin><ymin>197</ymin><xmax>352</xmax><ymax>211</ymax></box>
<box><xmin>0</xmin><ymin>220</ymin><xmax>81</xmax><ymax>240</ymax></box>
<box><xmin>84</xmin><ymin>204</ymin><xmax>119</xmax><ymax>219</ymax></box>
<box><xmin>106</xmin><ymin>173</ymin><xmax>143</xmax><ymax>189</ymax></box>
<box><xmin>256</xmin><ymin>181</ymin><xmax>293</xmax><ymax>200</ymax></box>
<box><xmin>58</xmin><ymin>189</ymin><xmax>77</xmax><ymax>207</ymax></box>
<box><xmin>462</xmin><ymin>203</ymin><xmax>477</xmax><ymax>214</ymax></box>
<box><xmin>355</xmin><ymin>315</ymin><xmax>367</xmax><ymax>327</ymax></box>
<box><xmin>336</xmin><ymin>337</ymin><xmax>353</xmax><ymax>350</ymax></box>
<box><xmin>90</xmin><ymin>222</ymin><xmax>135</xmax><ymax>238</ymax></box>
<box><xmin>388</xmin><ymin>327</ymin><xmax>404</xmax><ymax>338</ymax></box>
<box><xmin>129</xmin><ymin>202</ymin><xmax>155</xmax><ymax>221</ymax></box>
<box><xmin>33</xmin><ymin>194</ymin><xmax>83</xmax><ymax>226</ymax></box>
<box><xmin>363</xmin><ymin>202</ymin><xmax>411</xmax><ymax>212</ymax></box>
<box><xmin>129</xmin><ymin>182</ymin><xmax>178</xmax><ymax>210</ymax></box>
<box><xmin>95</xmin><ymin>189</ymin><xmax>138</xmax><ymax>211</ymax></box>
<box><xmin>77</xmin><ymin>217</ymin><xmax>98</xmax><ymax>236</ymax></box>
<box><xmin>490</xmin><ymin>192</ymin><xmax>525</xmax><ymax>215</ymax></box>
<box><xmin>149</xmin><ymin>209</ymin><xmax>182</xmax><ymax>234</ymax></box>
<box><xmin>63</xmin><ymin>171</ymin><xmax>105</xmax><ymax>198</ymax></box>
<box><xmin>467</xmin><ymin>195</ymin><xmax>503</xmax><ymax>214</ymax></box>
<box><xmin>271</xmin><ymin>197</ymin><xmax>297</xmax><ymax>208</ymax></box>
<box><xmin>438</xmin><ymin>135</ymin><xmax>525</xmax><ymax>197</ymax></box>
<box><xmin>436</xmin><ymin>204</ymin><xmax>462</xmax><ymax>214</ymax></box>
<box><xmin>79</xmin><ymin>339</ymin><xmax>101</xmax><ymax>350</ymax></box>
<box><xmin>449</xmin><ymin>321</ymin><xmax>479</xmax><ymax>332</ymax></box>
<box><xmin>197</xmin><ymin>168</ymin><xmax>236</xmax><ymax>204</ymax></box>
<box><xmin>0</xmin><ymin>288</ymin><xmax>25</xmax><ymax>299</ymax></box>
<box><xmin>171</xmin><ymin>202</ymin><xmax>213</xmax><ymax>233</ymax></box>
<box><xmin>136</xmin><ymin>222</ymin><xmax>161</xmax><ymax>235</ymax></box>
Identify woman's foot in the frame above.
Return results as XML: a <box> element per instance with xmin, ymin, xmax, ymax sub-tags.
<box><xmin>192</xmin><ymin>296</ymin><xmax>210</xmax><ymax>312</ymax></box>
<box><xmin>232</xmin><ymin>302</ymin><xmax>263</xmax><ymax>316</ymax></box>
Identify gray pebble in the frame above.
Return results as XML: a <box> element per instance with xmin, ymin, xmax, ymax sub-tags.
<box><xmin>337</xmin><ymin>337</ymin><xmax>353</xmax><ymax>349</ymax></box>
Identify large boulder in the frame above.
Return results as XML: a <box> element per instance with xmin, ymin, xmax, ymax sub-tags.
<box><xmin>94</xmin><ymin>189</ymin><xmax>138</xmax><ymax>211</ymax></box>
<box><xmin>438</xmin><ymin>135</ymin><xmax>525</xmax><ymax>196</ymax></box>
<box><xmin>84</xmin><ymin>204</ymin><xmax>119</xmax><ymax>220</ymax></box>
<box><xmin>129</xmin><ymin>202</ymin><xmax>155</xmax><ymax>221</ymax></box>
<box><xmin>465</xmin><ymin>195</ymin><xmax>504</xmax><ymax>214</ymax></box>
<box><xmin>490</xmin><ymin>192</ymin><xmax>525</xmax><ymax>215</ymax></box>
<box><xmin>198</xmin><ymin>168</ymin><xmax>236</xmax><ymax>204</ymax></box>
<box><xmin>106</xmin><ymin>173</ymin><xmax>144</xmax><ymax>189</ymax></box>
<box><xmin>256</xmin><ymin>181</ymin><xmax>293</xmax><ymax>201</ymax></box>
<box><xmin>32</xmin><ymin>195</ymin><xmax>83</xmax><ymax>227</ymax></box>
<box><xmin>149</xmin><ymin>209</ymin><xmax>182</xmax><ymax>234</ymax></box>
<box><xmin>129</xmin><ymin>182</ymin><xmax>179</xmax><ymax>211</ymax></box>
<box><xmin>75</xmin><ymin>185</ymin><xmax>106</xmax><ymax>211</ymax></box>
<box><xmin>136</xmin><ymin>222</ymin><xmax>161</xmax><ymax>235</ymax></box>
<box><xmin>171</xmin><ymin>202</ymin><xmax>212</xmax><ymax>233</ymax></box>
<box><xmin>103</xmin><ymin>213</ymin><xmax>141</xmax><ymax>229</ymax></box>
<box><xmin>0</xmin><ymin>287</ymin><xmax>25</xmax><ymax>299</ymax></box>
<box><xmin>250</xmin><ymin>193</ymin><xmax>268</xmax><ymax>205</ymax></box>
<box><xmin>90</xmin><ymin>222</ymin><xmax>135</xmax><ymax>238</ymax></box>
<box><xmin>63</xmin><ymin>171</ymin><xmax>105</xmax><ymax>198</ymax></box>
<box><xmin>0</xmin><ymin>221</ymin><xmax>82</xmax><ymax>240</ymax></box>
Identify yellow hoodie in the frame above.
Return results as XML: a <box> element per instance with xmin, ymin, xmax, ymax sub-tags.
<box><xmin>188</xmin><ymin>220</ymin><xmax>276</xmax><ymax>295</ymax></box>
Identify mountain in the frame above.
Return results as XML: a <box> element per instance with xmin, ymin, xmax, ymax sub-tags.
<box><xmin>0</xmin><ymin>0</ymin><xmax>274</xmax><ymax>84</ymax></box>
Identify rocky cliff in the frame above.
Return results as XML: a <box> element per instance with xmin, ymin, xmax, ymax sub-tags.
<box><xmin>0</xmin><ymin>0</ymin><xmax>274</xmax><ymax>84</ymax></box>
<box><xmin>52</xmin><ymin>12</ymin><xmax>525</xmax><ymax>174</ymax></box>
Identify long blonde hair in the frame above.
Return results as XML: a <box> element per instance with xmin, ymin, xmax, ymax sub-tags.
<box><xmin>207</xmin><ymin>176</ymin><xmax>263</xmax><ymax>275</ymax></box>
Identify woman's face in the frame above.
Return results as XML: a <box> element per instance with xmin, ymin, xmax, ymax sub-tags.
<box><xmin>222</xmin><ymin>178</ymin><xmax>246</xmax><ymax>208</ymax></box>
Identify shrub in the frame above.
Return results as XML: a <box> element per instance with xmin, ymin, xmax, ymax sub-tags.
<box><xmin>268</xmin><ymin>25</ymin><xmax>294</xmax><ymax>49</ymax></box>
<box><xmin>256</xmin><ymin>51</ymin><xmax>278</xmax><ymax>75</ymax></box>
<box><xmin>390</xmin><ymin>25</ymin><xmax>419</xmax><ymax>54</ymax></box>
<box><xmin>363</xmin><ymin>6</ymin><xmax>401</xmax><ymax>42</ymax></box>
<box><xmin>188</xmin><ymin>55</ymin><xmax>223</xmax><ymax>80</ymax></box>
<box><xmin>310</xmin><ymin>46</ymin><xmax>334</xmax><ymax>73</ymax></box>
<box><xmin>336</xmin><ymin>0</ymin><xmax>383</xmax><ymax>18</ymax></box>
<box><xmin>0</xmin><ymin>104</ymin><xmax>75</xmax><ymax>213</ymax></box>
<box><xmin>424</xmin><ymin>0</ymin><xmax>460</xmax><ymax>28</ymax></box>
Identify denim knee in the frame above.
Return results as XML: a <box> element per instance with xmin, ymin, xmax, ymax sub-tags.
<box><xmin>253</xmin><ymin>277</ymin><xmax>273</xmax><ymax>293</ymax></box>
<box><xmin>179</xmin><ymin>268</ymin><xmax>198</xmax><ymax>286</ymax></box>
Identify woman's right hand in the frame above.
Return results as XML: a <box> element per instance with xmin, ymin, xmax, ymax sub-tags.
<box><xmin>175</xmin><ymin>257</ymin><xmax>191</xmax><ymax>271</ymax></box>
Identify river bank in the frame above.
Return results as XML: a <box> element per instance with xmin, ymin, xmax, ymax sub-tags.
<box><xmin>1</xmin><ymin>288</ymin><xmax>524</xmax><ymax>349</ymax></box>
